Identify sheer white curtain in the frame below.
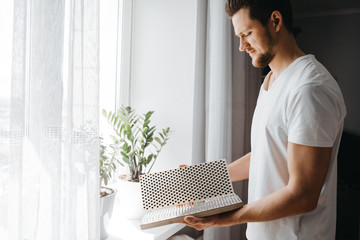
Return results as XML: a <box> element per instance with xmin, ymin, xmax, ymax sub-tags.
<box><xmin>192</xmin><ymin>0</ymin><xmax>262</xmax><ymax>239</ymax></box>
<box><xmin>0</xmin><ymin>0</ymin><xmax>100</xmax><ymax>239</ymax></box>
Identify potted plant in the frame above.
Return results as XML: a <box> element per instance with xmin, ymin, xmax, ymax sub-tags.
<box><xmin>102</xmin><ymin>106</ymin><xmax>171</xmax><ymax>219</ymax></box>
<box><xmin>99</xmin><ymin>136</ymin><xmax>118</xmax><ymax>239</ymax></box>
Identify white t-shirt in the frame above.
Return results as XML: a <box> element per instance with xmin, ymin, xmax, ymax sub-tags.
<box><xmin>246</xmin><ymin>55</ymin><xmax>346</xmax><ymax>240</ymax></box>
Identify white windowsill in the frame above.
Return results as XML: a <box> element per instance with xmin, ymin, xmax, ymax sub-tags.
<box><xmin>106</xmin><ymin>200</ymin><xmax>185</xmax><ymax>240</ymax></box>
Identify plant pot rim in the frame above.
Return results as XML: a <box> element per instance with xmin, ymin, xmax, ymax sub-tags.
<box><xmin>119</xmin><ymin>174</ymin><xmax>141</xmax><ymax>183</ymax></box>
<box><xmin>100</xmin><ymin>186</ymin><xmax>117</xmax><ymax>198</ymax></box>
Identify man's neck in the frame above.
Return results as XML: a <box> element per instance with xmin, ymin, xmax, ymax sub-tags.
<box><xmin>268</xmin><ymin>35</ymin><xmax>305</xmax><ymax>83</ymax></box>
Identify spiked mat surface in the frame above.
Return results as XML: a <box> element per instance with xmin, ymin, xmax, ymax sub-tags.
<box><xmin>139</xmin><ymin>159</ymin><xmax>243</xmax><ymax>230</ymax></box>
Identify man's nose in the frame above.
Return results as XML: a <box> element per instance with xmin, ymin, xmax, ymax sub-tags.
<box><xmin>239</xmin><ymin>37</ymin><xmax>248</xmax><ymax>52</ymax></box>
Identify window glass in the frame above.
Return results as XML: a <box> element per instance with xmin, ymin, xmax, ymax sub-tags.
<box><xmin>99</xmin><ymin>0</ymin><xmax>123</xmax><ymax>143</ymax></box>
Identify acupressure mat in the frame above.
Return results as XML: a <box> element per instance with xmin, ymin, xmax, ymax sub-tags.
<box><xmin>139</xmin><ymin>159</ymin><xmax>243</xmax><ymax>229</ymax></box>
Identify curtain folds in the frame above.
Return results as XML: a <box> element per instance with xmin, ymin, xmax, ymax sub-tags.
<box><xmin>192</xmin><ymin>0</ymin><xmax>262</xmax><ymax>239</ymax></box>
<box><xmin>0</xmin><ymin>0</ymin><xmax>100</xmax><ymax>239</ymax></box>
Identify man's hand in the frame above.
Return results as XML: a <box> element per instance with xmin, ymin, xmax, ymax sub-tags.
<box><xmin>182</xmin><ymin>209</ymin><xmax>240</xmax><ymax>230</ymax></box>
<box><xmin>182</xmin><ymin>215</ymin><xmax>217</xmax><ymax>231</ymax></box>
<box><xmin>177</xmin><ymin>163</ymin><xmax>247</xmax><ymax>230</ymax></box>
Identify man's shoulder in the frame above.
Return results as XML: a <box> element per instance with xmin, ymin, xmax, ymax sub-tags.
<box><xmin>290</xmin><ymin>55</ymin><xmax>337</xmax><ymax>89</ymax></box>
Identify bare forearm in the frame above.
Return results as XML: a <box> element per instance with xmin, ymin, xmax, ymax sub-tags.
<box><xmin>227</xmin><ymin>153</ymin><xmax>317</xmax><ymax>224</ymax></box>
<box><xmin>229</xmin><ymin>186</ymin><xmax>316</xmax><ymax>224</ymax></box>
<box><xmin>227</xmin><ymin>152</ymin><xmax>250</xmax><ymax>182</ymax></box>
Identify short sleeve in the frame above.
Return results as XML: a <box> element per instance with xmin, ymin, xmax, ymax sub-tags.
<box><xmin>287</xmin><ymin>83</ymin><xmax>344</xmax><ymax>147</ymax></box>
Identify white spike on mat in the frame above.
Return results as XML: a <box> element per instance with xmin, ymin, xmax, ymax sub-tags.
<box><xmin>139</xmin><ymin>159</ymin><xmax>243</xmax><ymax>230</ymax></box>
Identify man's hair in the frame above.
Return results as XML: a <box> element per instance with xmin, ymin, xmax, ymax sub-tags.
<box><xmin>225</xmin><ymin>0</ymin><xmax>293</xmax><ymax>34</ymax></box>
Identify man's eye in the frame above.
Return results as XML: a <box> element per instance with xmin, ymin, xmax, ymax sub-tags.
<box><xmin>245</xmin><ymin>32</ymin><xmax>252</xmax><ymax>37</ymax></box>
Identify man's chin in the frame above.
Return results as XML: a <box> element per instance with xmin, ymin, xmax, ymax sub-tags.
<box><xmin>251</xmin><ymin>58</ymin><xmax>265</xmax><ymax>68</ymax></box>
<box><xmin>251</xmin><ymin>55</ymin><xmax>271</xmax><ymax>68</ymax></box>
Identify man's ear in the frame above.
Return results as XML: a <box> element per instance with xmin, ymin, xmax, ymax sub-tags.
<box><xmin>271</xmin><ymin>10</ymin><xmax>282</xmax><ymax>32</ymax></box>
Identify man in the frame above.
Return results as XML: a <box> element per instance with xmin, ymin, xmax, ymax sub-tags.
<box><xmin>183</xmin><ymin>0</ymin><xmax>347</xmax><ymax>239</ymax></box>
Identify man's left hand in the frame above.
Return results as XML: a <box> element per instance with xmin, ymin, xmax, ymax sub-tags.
<box><xmin>182</xmin><ymin>215</ymin><xmax>218</xmax><ymax>230</ymax></box>
<box><xmin>182</xmin><ymin>209</ymin><xmax>239</xmax><ymax>230</ymax></box>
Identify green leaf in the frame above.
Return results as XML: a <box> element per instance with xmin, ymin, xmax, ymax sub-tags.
<box><xmin>154</xmin><ymin>137</ymin><xmax>161</xmax><ymax>144</ymax></box>
<box><xmin>142</xmin><ymin>127</ymin><xmax>149</xmax><ymax>135</ymax></box>
<box><xmin>113</xmin><ymin>115</ymin><xmax>120</xmax><ymax>126</ymax></box>
<box><xmin>120</xmin><ymin>151</ymin><xmax>128</xmax><ymax>158</ymax></box>
<box><xmin>120</xmin><ymin>124</ymin><xmax>125</xmax><ymax>135</ymax></box>
<box><xmin>159</xmin><ymin>132</ymin><xmax>164</xmax><ymax>139</ymax></box>
<box><xmin>163</xmin><ymin>128</ymin><xmax>168</xmax><ymax>134</ymax></box>
<box><xmin>107</xmin><ymin>111</ymin><xmax>112</xmax><ymax>121</ymax></box>
<box><xmin>143</xmin><ymin>119</ymin><xmax>150</xmax><ymax>127</ymax></box>
<box><xmin>145</xmin><ymin>111</ymin><xmax>154</xmax><ymax>120</ymax></box>
<box><xmin>131</xmin><ymin>119</ymin><xmax>139</xmax><ymax>128</ymax></box>
<box><xmin>147</xmin><ymin>132</ymin><xmax>154</xmax><ymax>140</ymax></box>
<box><xmin>102</xmin><ymin>109</ymin><xmax>107</xmax><ymax>118</ymax></box>
<box><xmin>147</xmin><ymin>154</ymin><xmax>153</xmax><ymax>163</ymax></box>
<box><xmin>148</xmin><ymin>126</ymin><xmax>156</xmax><ymax>136</ymax></box>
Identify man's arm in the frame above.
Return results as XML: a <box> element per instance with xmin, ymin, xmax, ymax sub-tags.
<box><xmin>227</xmin><ymin>152</ymin><xmax>251</xmax><ymax>182</ymax></box>
<box><xmin>183</xmin><ymin>143</ymin><xmax>332</xmax><ymax>230</ymax></box>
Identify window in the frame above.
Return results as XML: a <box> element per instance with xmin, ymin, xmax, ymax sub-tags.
<box><xmin>99</xmin><ymin>0</ymin><xmax>123</xmax><ymax>135</ymax></box>
<box><xmin>99</xmin><ymin>0</ymin><xmax>133</xmax><ymax>177</ymax></box>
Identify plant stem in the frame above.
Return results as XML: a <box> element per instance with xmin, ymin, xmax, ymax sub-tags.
<box><xmin>147</xmin><ymin>146</ymin><xmax>163</xmax><ymax>174</ymax></box>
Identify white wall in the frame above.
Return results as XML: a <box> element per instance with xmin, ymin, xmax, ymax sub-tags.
<box><xmin>130</xmin><ymin>0</ymin><xmax>198</xmax><ymax>172</ymax></box>
<box><xmin>294</xmin><ymin>12</ymin><xmax>360</xmax><ymax>136</ymax></box>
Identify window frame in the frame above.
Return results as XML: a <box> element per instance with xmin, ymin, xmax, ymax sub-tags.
<box><xmin>117</xmin><ymin>0</ymin><xmax>133</xmax><ymax>109</ymax></box>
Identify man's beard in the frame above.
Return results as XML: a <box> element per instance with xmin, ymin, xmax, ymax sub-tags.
<box><xmin>252</xmin><ymin>28</ymin><xmax>275</xmax><ymax>68</ymax></box>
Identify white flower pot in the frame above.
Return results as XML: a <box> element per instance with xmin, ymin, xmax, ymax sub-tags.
<box><xmin>116</xmin><ymin>178</ymin><xmax>145</xmax><ymax>219</ymax></box>
<box><xmin>100</xmin><ymin>187</ymin><xmax>117</xmax><ymax>240</ymax></box>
